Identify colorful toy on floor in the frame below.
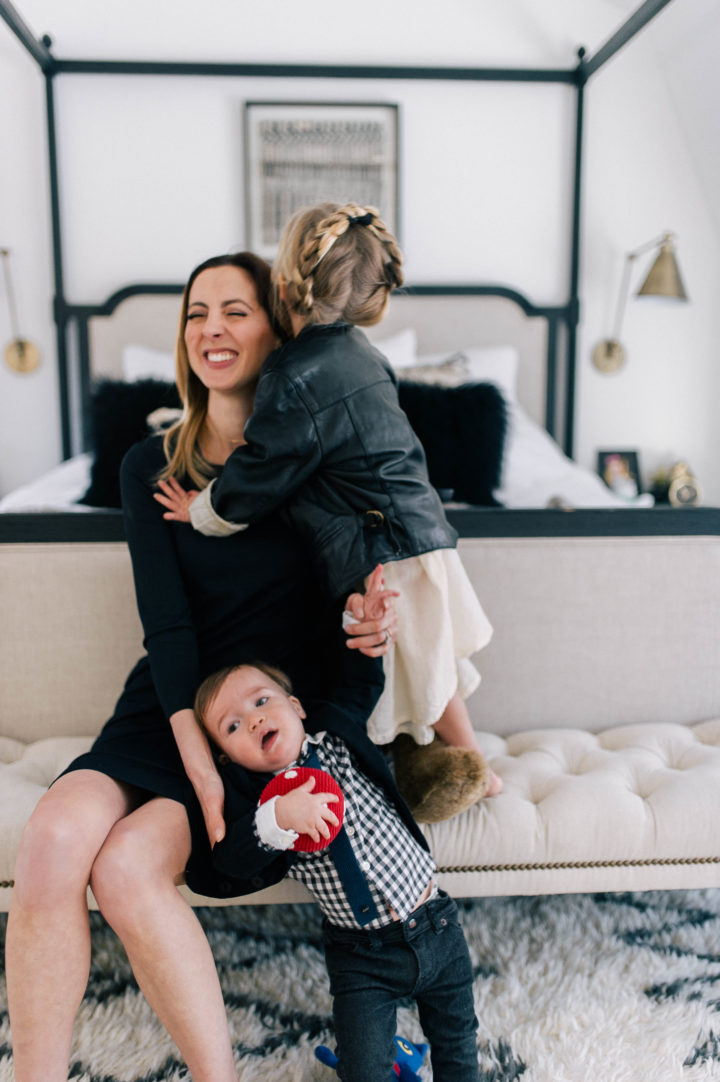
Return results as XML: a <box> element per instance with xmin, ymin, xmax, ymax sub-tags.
<box><xmin>315</xmin><ymin>1034</ymin><xmax>428</xmax><ymax>1080</ymax></box>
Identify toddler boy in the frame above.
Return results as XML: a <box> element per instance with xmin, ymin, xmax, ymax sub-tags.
<box><xmin>193</xmin><ymin>578</ymin><xmax>480</xmax><ymax>1081</ymax></box>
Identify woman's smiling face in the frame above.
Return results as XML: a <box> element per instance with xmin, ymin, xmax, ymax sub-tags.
<box><xmin>184</xmin><ymin>265</ymin><xmax>278</xmax><ymax>394</ymax></box>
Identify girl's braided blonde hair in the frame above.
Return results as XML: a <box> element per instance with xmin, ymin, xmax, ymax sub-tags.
<box><xmin>273</xmin><ymin>202</ymin><xmax>404</xmax><ymax>329</ymax></box>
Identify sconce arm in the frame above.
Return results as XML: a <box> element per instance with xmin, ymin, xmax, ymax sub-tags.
<box><xmin>610</xmin><ymin>231</ymin><xmax>675</xmax><ymax>341</ymax></box>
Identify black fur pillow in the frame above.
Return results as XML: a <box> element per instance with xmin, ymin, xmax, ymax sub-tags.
<box><xmin>78</xmin><ymin>376</ymin><xmax>507</xmax><ymax>510</ymax></box>
<box><xmin>80</xmin><ymin>379</ymin><xmax>180</xmax><ymax>508</ymax></box>
<box><xmin>397</xmin><ymin>380</ymin><xmax>507</xmax><ymax>506</ymax></box>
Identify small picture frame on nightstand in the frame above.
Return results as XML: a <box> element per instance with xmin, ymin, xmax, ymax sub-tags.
<box><xmin>597</xmin><ymin>450</ymin><xmax>641</xmax><ymax>499</ymax></box>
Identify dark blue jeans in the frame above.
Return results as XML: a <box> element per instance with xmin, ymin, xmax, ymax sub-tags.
<box><xmin>322</xmin><ymin>890</ymin><xmax>479</xmax><ymax>1082</ymax></box>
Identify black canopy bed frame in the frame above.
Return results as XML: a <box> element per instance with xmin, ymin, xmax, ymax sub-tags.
<box><xmin>4</xmin><ymin>0</ymin><xmax>713</xmax><ymax>544</ymax></box>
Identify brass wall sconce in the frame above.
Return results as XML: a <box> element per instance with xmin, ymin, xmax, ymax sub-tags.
<box><xmin>1</xmin><ymin>247</ymin><xmax>40</xmax><ymax>374</ymax></box>
<box><xmin>592</xmin><ymin>232</ymin><xmax>688</xmax><ymax>374</ymax></box>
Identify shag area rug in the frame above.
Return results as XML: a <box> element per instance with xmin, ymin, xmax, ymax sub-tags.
<box><xmin>1</xmin><ymin>889</ymin><xmax>719</xmax><ymax>1081</ymax></box>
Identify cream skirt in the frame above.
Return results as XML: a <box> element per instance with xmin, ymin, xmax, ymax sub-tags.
<box><xmin>366</xmin><ymin>548</ymin><xmax>493</xmax><ymax>746</ymax></box>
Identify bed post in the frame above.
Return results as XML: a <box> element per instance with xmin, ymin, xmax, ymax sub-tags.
<box><xmin>0</xmin><ymin>3</ymin><xmax>72</xmax><ymax>457</ymax></box>
<box><xmin>564</xmin><ymin>48</ymin><xmax>588</xmax><ymax>460</ymax></box>
<box><xmin>42</xmin><ymin>52</ymin><xmax>73</xmax><ymax>460</ymax></box>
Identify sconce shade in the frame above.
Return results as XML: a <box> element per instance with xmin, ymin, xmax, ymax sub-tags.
<box><xmin>591</xmin><ymin>232</ymin><xmax>689</xmax><ymax>373</ymax></box>
<box><xmin>636</xmin><ymin>238</ymin><xmax>688</xmax><ymax>300</ymax></box>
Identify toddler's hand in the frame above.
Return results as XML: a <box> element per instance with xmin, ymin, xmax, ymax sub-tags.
<box><xmin>275</xmin><ymin>776</ymin><xmax>340</xmax><ymax>842</ymax></box>
<box><xmin>154</xmin><ymin>477</ymin><xmax>199</xmax><ymax>523</ymax></box>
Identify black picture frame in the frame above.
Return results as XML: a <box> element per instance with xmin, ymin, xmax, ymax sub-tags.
<box><xmin>597</xmin><ymin>449</ymin><xmax>642</xmax><ymax>499</ymax></box>
<box><xmin>243</xmin><ymin>101</ymin><xmax>399</xmax><ymax>260</ymax></box>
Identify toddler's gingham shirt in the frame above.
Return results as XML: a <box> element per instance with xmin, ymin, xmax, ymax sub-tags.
<box><xmin>255</xmin><ymin>732</ymin><xmax>436</xmax><ymax>930</ymax></box>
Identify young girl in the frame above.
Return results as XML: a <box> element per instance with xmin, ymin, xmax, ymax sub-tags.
<box><xmin>156</xmin><ymin>203</ymin><xmax>501</xmax><ymax>815</ymax></box>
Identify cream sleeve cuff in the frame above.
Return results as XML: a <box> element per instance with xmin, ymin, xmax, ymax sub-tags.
<box><xmin>255</xmin><ymin>796</ymin><xmax>298</xmax><ymax>851</ymax></box>
<box><xmin>189</xmin><ymin>481</ymin><xmax>248</xmax><ymax>537</ymax></box>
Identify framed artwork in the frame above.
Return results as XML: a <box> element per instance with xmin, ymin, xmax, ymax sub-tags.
<box><xmin>244</xmin><ymin>101</ymin><xmax>399</xmax><ymax>259</ymax></box>
<box><xmin>597</xmin><ymin>449</ymin><xmax>642</xmax><ymax>499</ymax></box>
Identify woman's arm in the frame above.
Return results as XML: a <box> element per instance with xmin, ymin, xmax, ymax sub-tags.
<box><xmin>121</xmin><ymin>442</ymin><xmax>225</xmax><ymax>842</ymax></box>
<box><xmin>121</xmin><ymin>443</ymin><xmax>202</xmax><ymax>715</ymax></box>
<box><xmin>170</xmin><ymin>708</ymin><xmax>226</xmax><ymax>844</ymax></box>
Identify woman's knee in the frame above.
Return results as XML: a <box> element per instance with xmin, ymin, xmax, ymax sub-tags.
<box><xmin>90</xmin><ymin>801</ymin><xmax>189</xmax><ymax>922</ymax></box>
<box><xmin>14</xmin><ymin>798</ymin><xmax>99</xmax><ymax>905</ymax></box>
<box><xmin>90</xmin><ymin>819</ymin><xmax>148</xmax><ymax>904</ymax></box>
<box><xmin>13</xmin><ymin>772</ymin><xmax>133</xmax><ymax>908</ymax></box>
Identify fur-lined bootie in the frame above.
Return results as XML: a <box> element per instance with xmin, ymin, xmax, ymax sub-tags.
<box><xmin>391</xmin><ymin>733</ymin><xmax>493</xmax><ymax>824</ymax></box>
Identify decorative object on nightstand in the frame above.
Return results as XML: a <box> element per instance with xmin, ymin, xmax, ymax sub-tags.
<box><xmin>597</xmin><ymin>449</ymin><xmax>641</xmax><ymax>499</ymax></box>
<box><xmin>1</xmin><ymin>247</ymin><xmax>40</xmax><ymax>374</ymax></box>
<box><xmin>650</xmin><ymin>461</ymin><xmax>701</xmax><ymax>507</ymax></box>
<box><xmin>592</xmin><ymin>232</ymin><xmax>688</xmax><ymax>374</ymax></box>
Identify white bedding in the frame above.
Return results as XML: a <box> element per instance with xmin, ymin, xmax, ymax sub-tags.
<box><xmin>0</xmin><ymin>334</ymin><xmax>653</xmax><ymax>513</ymax></box>
<box><xmin>0</xmin><ymin>454</ymin><xmax>96</xmax><ymax>512</ymax></box>
<box><xmin>0</xmin><ymin>419</ymin><xmax>652</xmax><ymax>514</ymax></box>
<box><xmin>496</xmin><ymin>401</ymin><xmax>653</xmax><ymax>509</ymax></box>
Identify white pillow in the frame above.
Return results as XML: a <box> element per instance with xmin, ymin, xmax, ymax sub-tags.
<box><xmin>415</xmin><ymin>345</ymin><xmax>518</xmax><ymax>402</ymax></box>
<box><xmin>372</xmin><ymin>327</ymin><xmax>418</xmax><ymax>369</ymax></box>
<box><xmin>122</xmin><ymin>344</ymin><xmax>176</xmax><ymax>383</ymax></box>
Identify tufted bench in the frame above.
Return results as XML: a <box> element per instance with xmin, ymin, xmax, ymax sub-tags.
<box><xmin>426</xmin><ymin>720</ymin><xmax>720</xmax><ymax>896</ymax></box>
<box><xmin>0</xmin><ymin>736</ymin><xmax>94</xmax><ymax>901</ymax></box>
<box><xmin>2</xmin><ymin>519</ymin><xmax>720</xmax><ymax>908</ymax></box>
<box><xmin>4</xmin><ymin>721</ymin><xmax>719</xmax><ymax>908</ymax></box>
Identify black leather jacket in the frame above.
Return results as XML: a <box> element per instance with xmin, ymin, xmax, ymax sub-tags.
<box><xmin>210</xmin><ymin>322</ymin><xmax>457</xmax><ymax>600</ymax></box>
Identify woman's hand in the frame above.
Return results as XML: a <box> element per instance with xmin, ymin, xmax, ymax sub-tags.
<box><xmin>344</xmin><ymin>563</ymin><xmax>399</xmax><ymax>657</ymax></box>
<box><xmin>169</xmin><ymin>708</ymin><xmax>226</xmax><ymax>844</ymax></box>
<box><xmin>191</xmin><ymin>769</ymin><xmax>227</xmax><ymax>847</ymax></box>
<box><xmin>154</xmin><ymin>477</ymin><xmax>199</xmax><ymax>523</ymax></box>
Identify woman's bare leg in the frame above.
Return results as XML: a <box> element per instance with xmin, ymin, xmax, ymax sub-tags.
<box><xmin>91</xmin><ymin>797</ymin><xmax>238</xmax><ymax>1082</ymax></box>
<box><xmin>6</xmin><ymin>770</ymin><xmax>137</xmax><ymax>1082</ymax></box>
<box><xmin>433</xmin><ymin>693</ymin><xmax>502</xmax><ymax>794</ymax></box>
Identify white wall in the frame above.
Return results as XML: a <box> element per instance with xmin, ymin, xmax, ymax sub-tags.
<box><xmin>1</xmin><ymin>0</ymin><xmax>719</xmax><ymax>502</ymax></box>
<box><xmin>0</xmin><ymin>27</ymin><xmax>58</xmax><ymax>493</ymax></box>
<box><xmin>577</xmin><ymin>2</ymin><xmax>720</xmax><ymax>500</ymax></box>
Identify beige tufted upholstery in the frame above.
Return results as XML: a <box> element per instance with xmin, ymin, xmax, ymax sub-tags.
<box><xmin>426</xmin><ymin>719</ymin><xmax>720</xmax><ymax>896</ymax></box>
<box><xmin>2</xmin><ymin>720</ymin><xmax>719</xmax><ymax>907</ymax></box>
<box><xmin>0</xmin><ymin>736</ymin><xmax>94</xmax><ymax>903</ymax></box>
<box><xmin>2</xmin><ymin>531</ymin><xmax>720</xmax><ymax>909</ymax></box>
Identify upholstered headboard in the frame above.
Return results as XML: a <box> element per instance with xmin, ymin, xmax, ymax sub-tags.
<box><xmin>78</xmin><ymin>283</ymin><xmax>568</xmax><ymax>457</ymax></box>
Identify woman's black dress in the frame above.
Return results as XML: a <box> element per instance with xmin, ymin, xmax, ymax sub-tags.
<box><xmin>63</xmin><ymin>435</ymin><xmax>343</xmax><ymax>896</ymax></box>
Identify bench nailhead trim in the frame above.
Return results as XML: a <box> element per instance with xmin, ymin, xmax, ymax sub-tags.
<box><xmin>436</xmin><ymin>856</ymin><xmax>720</xmax><ymax>874</ymax></box>
<box><xmin>3</xmin><ymin>855</ymin><xmax>719</xmax><ymax>892</ymax></box>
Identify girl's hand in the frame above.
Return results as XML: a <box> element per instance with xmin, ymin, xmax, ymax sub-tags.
<box><xmin>344</xmin><ymin>563</ymin><xmax>399</xmax><ymax>657</ymax></box>
<box><xmin>154</xmin><ymin>477</ymin><xmax>199</xmax><ymax>523</ymax></box>
<box><xmin>275</xmin><ymin>776</ymin><xmax>340</xmax><ymax>842</ymax></box>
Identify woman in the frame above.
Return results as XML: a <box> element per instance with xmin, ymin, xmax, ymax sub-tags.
<box><xmin>5</xmin><ymin>252</ymin><xmax>396</xmax><ymax>1082</ymax></box>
